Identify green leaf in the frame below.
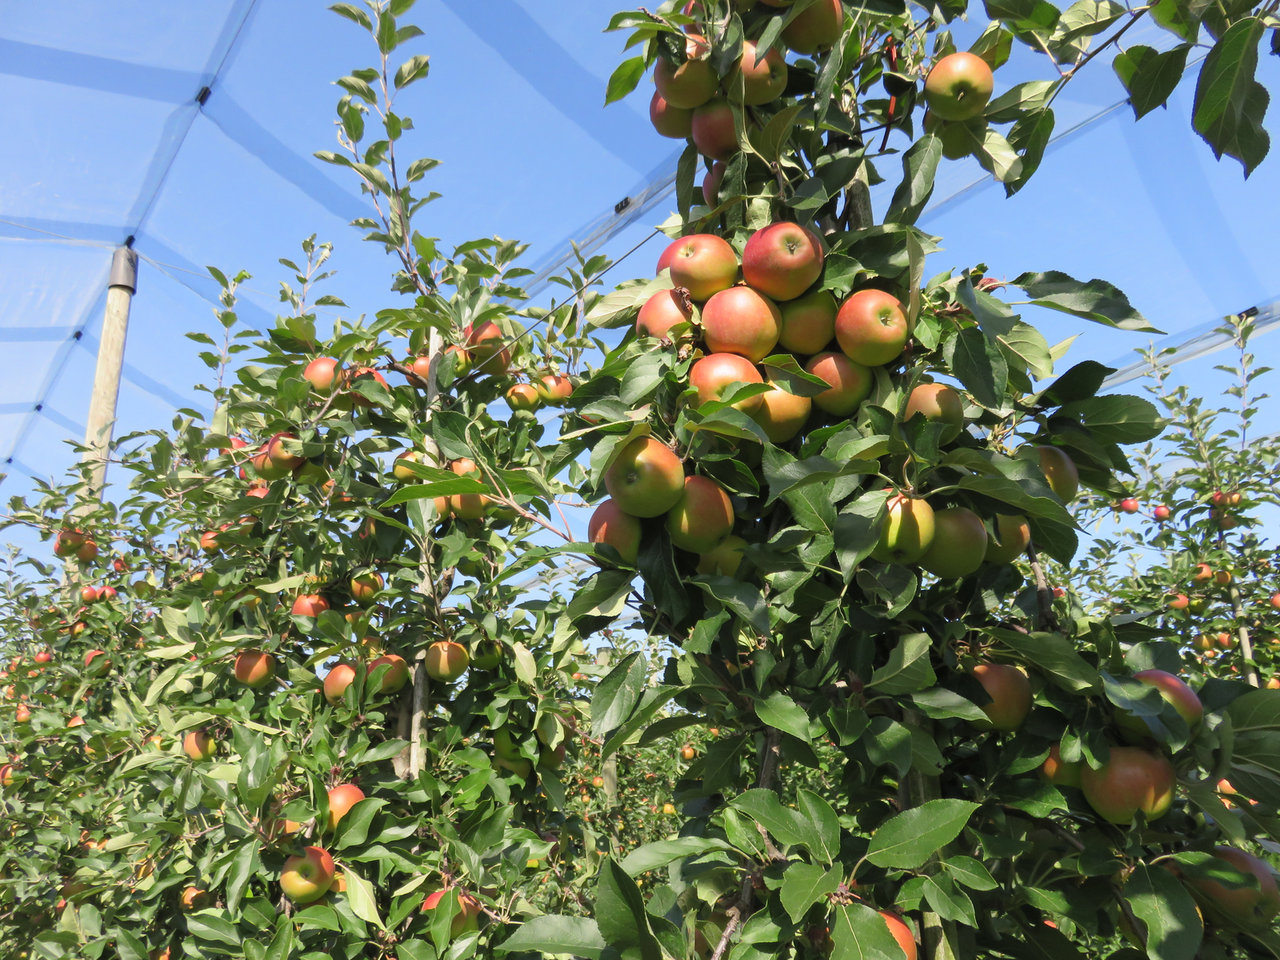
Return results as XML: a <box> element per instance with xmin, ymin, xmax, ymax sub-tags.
<box><xmin>755</xmin><ymin>690</ymin><xmax>814</xmax><ymax>741</ymax></box>
<box><xmin>910</xmin><ymin>687</ymin><xmax>988</xmax><ymax>722</ymax></box>
<box><xmin>1010</xmin><ymin>270</ymin><xmax>1161</xmax><ymax>332</ymax></box>
<box><xmin>973</xmin><ymin>125</ymin><xmax>1024</xmax><ymax>183</ymax></box>
<box><xmin>945</xmin><ymin>326</ymin><xmax>1008</xmax><ymax>409</ymax></box>
<box><xmin>1058</xmin><ymin>394</ymin><xmax>1166</xmax><ymax>443</ymax></box>
<box><xmin>985</xmin><ymin>80</ymin><xmax>1057</xmax><ymax>123</ymax></box>
<box><xmin>731</xmin><ymin>789</ymin><xmax>834</xmax><ymax>861</ymax></box>
<box><xmin>866</xmin><ymin>799</ymin><xmax>980</xmax><ymax>869</ymax></box>
<box><xmin>829</xmin><ymin>902</ymin><xmax>908</xmax><ymax>960</ymax></box>
<box><xmin>690</xmin><ymin>576</ymin><xmax>770</xmax><ymax>636</ymax></box>
<box><xmin>941</xmin><ymin>855</ymin><xmax>998</xmax><ymax>890</ymax></box>
<box><xmin>988</xmin><ymin>628</ymin><xmax>1100</xmax><ymax>693</ymax></box>
<box><xmin>394</xmin><ymin>53</ymin><xmax>431</xmax><ymax>89</ymax></box>
<box><xmin>885</xmin><ymin>135</ymin><xmax>942</xmax><ymax>226</ymax></box>
<box><xmin>869</xmin><ymin>633</ymin><xmax>937</xmax><ymax>695</ymax></box>
<box><xmin>591</xmin><ymin>652</ymin><xmax>649</xmax><ymax>737</ymax></box>
<box><xmin>567</xmin><ymin>570</ymin><xmax>633</xmax><ymax>623</ymax></box>
<box><xmin>264</xmin><ymin>918</ymin><xmax>295</xmax><ymax>960</ymax></box>
<box><xmin>1193</xmin><ymin>18</ymin><xmax>1271</xmax><ymax>175</ymax></box>
<box><xmin>595</xmin><ymin>859</ymin><xmax>660</xmax><ymax>957</ymax></box>
<box><xmin>620</xmin><ymin>837</ymin><xmax>734</xmax><ymax>876</ymax></box>
<box><xmin>342</xmin><ymin>866</ymin><xmax>385</xmax><ymax>929</ymax></box>
<box><xmin>797</xmin><ymin>790</ymin><xmax>841</xmax><ymax>864</ymax></box>
<box><xmin>329</xmin><ymin>3</ymin><xmax>373</xmax><ymax>31</ymax></box>
<box><xmin>1125</xmin><ymin>862</ymin><xmax>1203</xmax><ymax>960</ymax></box>
<box><xmin>1005</xmin><ymin>107</ymin><xmax>1055</xmax><ymax>196</ymax></box>
<box><xmin>780</xmin><ymin>863</ymin><xmax>841</xmax><ymax>923</ymax></box>
<box><xmin>495</xmin><ymin>916</ymin><xmax>606</xmax><ymax>958</ymax></box>
<box><xmin>1114</xmin><ymin>43</ymin><xmax>1192</xmax><ymax>119</ymax></box>
<box><xmin>606</xmin><ymin>56</ymin><xmax>647</xmax><ymax>105</ymax></box>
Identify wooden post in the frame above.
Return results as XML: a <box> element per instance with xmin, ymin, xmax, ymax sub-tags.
<box><xmin>82</xmin><ymin>243</ymin><xmax>138</xmax><ymax>498</ymax></box>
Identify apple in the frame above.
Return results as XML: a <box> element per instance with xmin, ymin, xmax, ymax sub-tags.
<box><xmin>303</xmin><ymin>357</ymin><xmax>340</xmax><ymax>393</ymax></box>
<box><xmin>924</xmin><ymin>52</ymin><xmax>994</xmax><ymax>121</ymax></box>
<box><xmin>1269</xmin><ymin>677</ymin><xmax>1280</xmax><ymax>690</ymax></box>
<box><xmin>665</xmin><ymin>234</ymin><xmax>739</xmax><ymax>301</ymax></box>
<box><xmin>425</xmin><ymin>640</ymin><xmax>470</xmax><ymax>682</ymax></box>
<box><xmin>422</xmin><ymin>888</ymin><xmax>482</xmax><ymax>936</ymax></box>
<box><xmin>649</xmin><ymin>90</ymin><xmax>693</xmax><ymax>138</ymax></box>
<box><xmin>448</xmin><ymin>458</ymin><xmax>489</xmax><ymax>520</ymax></box>
<box><xmin>903</xmin><ymin>383</ymin><xmax>964</xmax><ymax>443</ymax></box>
<box><xmin>588</xmin><ymin>500</ymin><xmax>643</xmax><ymax>564</ymax></box>
<box><xmin>493</xmin><ymin>726</ymin><xmax>525</xmax><ymax>762</ymax></box>
<box><xmin>742</xmin><ymin>222</ymin><xmax>824</xmax><ymax>302</ymax></box>
<box><xmin>1271</xmin><ymin>592</ymin><xmax>1280</xmax><ymax>610</ymax></box>
<box><xmin>536</xmin><ymin>375</ymin><xmax>573</xmax><ymax>404</ymax></box>
<box><xmin>1036</xmin><ymin>446</ymin><xmax>1080</xmax><ymax>502</ymax></box>
<box><xmin>804</xmin><ymin>352</ymin><xmax>872</xmax><ymax>416</ymax></box>
<box><xmin>327</xmin><ymin>783</ymin><xmax>365</xmax><ymax>829</ymax></box>
<box><xmin>233</xmin><ymin>649</ymin><xmax>275</xmax><ymax>689</ymax></box>
<box><xmin>444</xmin><ymin>345</ymin><xmax>473</xmax><ymax>377</ymax></box>
<box><xmin>781</xmin><ymin>0</ymin><xmax>844</xmax><ymax>54</ymax></box>
<box><xmin>1119</xmin><ymin>498</ymin><xmax>1140</xmax><ymax>513</ymax></box>
<box><xmin>1189</xmin><ymin>846</ymin><xmax>1280</xmax><ymax>932</ymax></box>
<box><xmin>266</xmin><ymin>432</ymin><xmax>305</xmax><ymax>471</ymax></box>
<box><xmin>591</xmin><ymin>775</ymin><xmax>605</xmax><ymax>788</ymax></box>
<box><xmin>1192</xmin><ymin>563</ymin><xmax>1213</xmax><ymax>583</ymax></box>
<box><xmin>1214</xmin><ymin>569</ymin><xmax>1232</xmax><ymax>586</ymax></box>
<box><xmin>666</xmin><ymin>476</ymin><xmax>734</xmax><ymax>553</ymax></box>
<box><xmin>1153</xmin><ymin>504</ymin><xmax>1171</xmax><ymax>521</ymax></box>
<box><xmin>690</xmin><ymin>353</ymin><xmax>764</xmax><ymax>412</ymax></box>
<box><xmin>246</xmin><ymin>480</ymin><xmax>270</xmax><ymax>499</ymax></box>
<box><xmin>918</xmin><ymin>507</ymin><xmax>988</xmax><ymax>579</ymax></box>
<box><xmin>697</xmin><ymin>535</ymin><xmax>748</xmax><ymax>577</ymax></box>
<box><xmin>835</xmin><ymin>290</ymin><xmax>909</xmax><ymax>367</ymax></box>
<box><xmin>1116</xmin><ymin>669</ymin><xmax>1203</xmax><ymax>738</ymax></box>
<box><xmin>880</xmin><ymin>911</ymin><xmax>917</xmax><ymax>960</ymax></box>
<box><xmin>506</xmin><ymin>383</ymin><xmax>542</xmax><ymax>412</ymax></box>
<box><xmin>1079</xmin><ymin>746</ymin><xmax>1175</xmax><ymax>824</ymax></box>
<box><xmin>728</xmin><ymin>40</ymin><xmax>787</xmax><ymax>106</ymax></box>
<box><xmin>280</xmin><ymin>846</ymin><xmax>336</xmax><ymax>903</ymax></box>
<box><xmin>777</xmin><ymin>289</ymin><xmax>837</xmax><ymax>354</ymax></box>
<box><xmin>1039</xmin><ymin>743</ymin><xmax>1082</xmax><ymax>787</ymax></box>
<box><xmin>369</xmin><ymin>654</ymin><xmax>409</xmax><ymax>694</ymax></box>
<box><xmin>77</xmin><ymin>539</ymin><xmax>99</xmax><ymax>562</ymax></box>
<box><xmin>691</xmin><ymin>98</ymin><xmax>739</xmax><ymax>161</ymax></box>
<box><xmin>0</xmin><ymin>763</ymin><xmax>15</xmax><ymax>787</ymax></box>
<box><xmin>1211</xmin><ymin>490</ymin><xmax>1226</xmax><ymax>505</ymax></box>
<box><xmin>637</xmin><ymin>289</ymin><xmax>693</xmax><ymax>339</ymax></box>
<box><xmin>99</xmin><ymin>585</ymin><xmax>118</xmax><ymax>602</ymax></box>
<box><xmin>1194</xmin><ymin>633</ymin><xmax>1214</xmax><ymax>652</ymax></box>
<box><xmin>350</xmin><ymin>573</ymin><xmax>383</xmax><ymax>607</ymax></box>
<box><xmin>470</xmin><ymin>640</ymin><xmax>503</xmax><ymax>671</ymax></box>
<box><xmin>968</xmin><ymin>662</ymin><xmax>1032</xmax><ymax>732</ymax></box>
<box><xmin>84</xmin><ymin>649</ymin><xmax>111</xmax><ymax>678</ymax></box>
<box><xmin>34</xmin><ymin>651</ymin><xmax>51</xmax><ymax>665</ymax></box>
<box><xmin>465</xmin><ymin>321</ymin><xmax>511</xmax><ymax>376</ymax></box>
<box><xmin>80</xmin><ymin>585</ymin><xmax>100</xmax><ymax>604</ymax></box>
<box><xmin>406</xmin><ymin>354</ymin><xmax>433</xmax><ymax>382</ymax></box>
<box><xmin>340</xmin><ymin>366</ymin><xmax>389</xmax><ymax>408</ymax></box>
<box><xmin>54</xmin><ymin>529</ymin><xmax>85</xmax><ymax>558</ymax></box>
<box><xmin>539</xmin><ymin>742</ymin><xmax>567</xmax><ymax>769</ymax></box>
<box><xmin>604</xmin><ymin>437</ymin><xmax>686</xmax><ymax>518</ymax></box>
<box><xmin>323</xmin><ymin>663</ymin><xmax>357</xmax><ymax>705</ymax></box>
<box><xmin>1217</xmin><ymin>632</ymin><xmax>1234</xmax><ymax>649</ymax></box>
<box><xmin>292</xmin><ymin>593</ymin><xmax>329</xmax><ymax>617</ymax></box>
<box><xmin>1167</xmin><ymin>594</ymin><xmax>1190</xmax><ymax>611</ymax></box>
<box><xmin>702</xmin><ymin>160</ymin><xmax>726</xmax><ymax>206</ymax></box>
<box><xmin>654</xmin><ymin>46</ymin><xmax>717</xmax><ymax>110</ymax></box>
<box><xmin>871</xmin><ymin>495</ymin><xmax>936</xmax><ymax>564</ymax></box>
<box><xmin>15</xmin><ymin>704</ymin><xmax>30</xmax><ymax>724</ymax></box>
<box><xmin>394</xmin><ymin>450</ymin><xmax>424</xmax><ymax>482</ymax></box>
<box><xmin>921</xmin><ymin>110</ymin><xmax>972</xmax><ymax>159</ymax></box>
<box><xmin>251</xmin><ymin>446</ymin><xmax>289</xmax><ymax>481</ymax></box>
<box><xmin>183</xmin><ymin>729</ymin><xmax>217</xmax><ymax>761</ymax></box>
<box><xmin>702</xmin><ymin>287</ymin><xmax>781</xmax><ymax>361</ymax></box>
<box><xmin>749</xmin><ymin>382</ymin><xmax>812</xmax><ymax>443</ymax></box>
<box><xmin>180</xmin><ymin>887</ymin><xmax>210</xmax><ymax>911</ymax></box>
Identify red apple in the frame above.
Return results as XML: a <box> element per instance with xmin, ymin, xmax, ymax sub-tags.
<box><xmin>1037</xmin><ymin>446</ymin><xmax>1080</xmax><ymax>502</ymax></box>
<box><xmin>742</xmin><ymin>222</ymin><xmax>824</xmax><ymax>302</ymax></box>
<box><xmin>702</xmin><ymin>287</ymin><xmax>781</xmax><ymax>362</ymax></box>
<box><xmin>782</xmin><ymin>0</ymin><xmax>844</xmax><ymax>54</ymax></box>
<box><xmin>76</xmin><ymin>539</ymin><xmax>99</xmax><ymax>563</ymax></box>
<box><xmin>604</xmin><ymin>437</ymin><xmax>686</xmax><ymax>518</ymax></box>
<box><xmin>327</xmin><ymin>783</ymin><xmax>365</xmax><ymax>829</ymax></box>
<box><xmin>233</xmin><ymin>649</ymin><xmax>275</xmax><ymax>689</ymax></box>
<box><xmin>54</xmin><ymin>529</ymin><xmax>85</xmax><ymax>558</ymax></box>
<box><xmin>666</xmin><ymin>476</ymin><xmax>734</xmax><ymax>553</ymax></box>
<box><xmin>369</xmin><ymin>654</ymin><xmax>409</xmax><ymax>694</ymax></box>
<box><xmin>967</xmin><ymin>662</ymin><xmax>1032</xmax><ymax>732</ymax></box>
<box><xmin>588</xmin><ymin>500</ymin><xmax>643</xmax><ymax>564</ymax></box>
<box><xmin>728</xmin><ymin>40</ymin><xmax>787</xmax><ymax>106</ymax></box>
<box><xmin>749</xmin><ymin>382</ymin><xmax>812</xmax><ymax>443</ymax></box>
<box><xmin>1192</xmin><ymin>563</ymin><xmax>1213</xmax><ymax>584</ymax></box>
<box><xmin>924</xmin><ymin>52</ymin><xmax>994</xmax><ymax>122</ymax></box>
<box><xmin>1167</xmin><ymin>594</ymin><xmax>1190</xmax><ymax>611</ymax></box>
<box><xmin>804</xmin><ymin>352</ymin><xmax>872</xmax><ymax>416</ymax></box>
<box><xmin>649</xmin><ymin>90</ymin><xmax>693</xmax><ymax>138</ymax></box>
<box><xmin>1119</xmin><ymin>498</ymin><xmax>1140</xmax><ymax>513</ymax></box>
<box><xmin>1189</xmin><ymin>847</ymin><xmax>1280</xmax><ymax>932</ymax></box>
<box><xmin>84</xmin><ymin>649</ymin><xmax>111</xmax><ymax>677</ymax></box>
<box><xmin>835</xmin><ymin>290</ymin><xmax>909</xmax><ymax>367</ymax></box>
<box><xmin>80</xmin><ymin>585</ymin><xmax>100</xmax><ymax>604</ymax></box>
<box><xmin>536</xmin><ymin>375</ymin><xmax>574</xmax><ymax>404</ymax></box>
<box><xmin>183</xmin><ymin>729</ymin><xmax>217</xmax><ymax>761</ymax></box>
<box><xmin>777</xmin><ymin>289</ymin><xmax>836</xmax><ymax>355</ymax></box>
<box><xmin>880</xmin><ymin>911</ymin><xmax>917</xmax><ymax>960</ymax></box>
<box><xmin>323</xmin><ymin>663</ymin><xmax>357</xmax><ymax>704</ymax></box>
<box><xmin>1079</xmin><ymin>746</ymin><xmax>1175</xmax><ymax>824</ymax></box>
<box><xmin>654</xmin><ymin>44</ymin><xmax>717</xmax><ymax>109</ymax></box>
<box><xmin>303</xmin><ymin>357</ymin><xmax>340</xmax><ymax>393</ymax></box>
<box><xmin>1039</xmin><ymin>743</ymin><xmax>1082</xmax><ymax>787</ymax></box>
<box><xmin>903</xmin><ymin>383</ymin><xmax>965</xmax><ymax>443</ymax></box>
<box><xmin>251</xmin><ymin>447</ymin><xmax>290</xmax><ymax>481</ymax></box>
<box><xmin>266</xmin><ymin>432</ymin><xmax>305</xmax><ymax>470</ymax></box>
<box><xmin>1270</xmin><ymin>592</ymin><xmax>1280</xmax><ymax>610</ymax></box>
<box><xmin>422</xmin><ymin>888</ymin><xmax>482</xmax><ymax>936</ymax></box>
<box><xmin>465</xmin><ymin>321</ymin><xmax>511</xmax><ymax>376</ymax></box>
<box><xmin>425</xmin><ymin>641</ymin><xmax>470</xmax><ymax>682</ymax></box>
<box><xmin>292</xmin><ymin>593</ymin><xmax>329</xmax><ymax>617</ymax></box>
<box><xmin>690</xmin><ymin>353</ymin><xmax>764</xmax><ymax>412</ymax></box>
<box><xmin>697</xmin><ymin>535</ymin><xmax>748</xmax><ymax>577</ymax></box>
<box><xmin>691</xmin><ymin>99</ymin><xmax>739</xmax><ymax>161</ymax></box>
<box><xmin>637</xmin><ymin>289</ymin><xmax>693</xmax><ymax>339</ymax></box>
<box><xmin>280</xmin><ymin>846</ymin><xmax>336</xmax><ymax>903</ymax></box>
<box><xmin>665</xmin><ymin>234</ymin><xmax>739</xmax><ymax>301</ymax></box>
<box><xmin>448</xmin><ymin>458</ymin><xmax>489</xmax><ymax>519</ymax></box>
<box><xmin>1115</xmin><ymin>669</ymin><xmax>1203</xmax><ymax>738</ymax></box>
<box><xmin>702</xmin><ymin>160</ymin><xmax>726</xmax><ymax>206</ymax></box>
<box><xmin>1153</xmin><ymin>504</ymin><xmax>1171</xmax><ymax>521</ymax></box>
<box><xmin>872</xmin><ymin>495</ymin><xmax>936</xmax><ymax>564</ymax></box>
<box><xmin>918</xmin><ymin>507</ymin><xmax>987</xmax><ymax>579</ymax></box>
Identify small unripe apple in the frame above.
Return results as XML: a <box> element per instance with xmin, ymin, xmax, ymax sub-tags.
<box><xmin>393</xmin><ymin>450</ymin><xmax>424</xmax><ymax>483</ymax></box>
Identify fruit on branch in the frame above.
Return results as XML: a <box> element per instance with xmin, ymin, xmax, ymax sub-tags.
<box><xmin>880</xmin><ymin>911</ymin><xmax>917</xmax><ymax>960</ymax></box>
<box><xmin>425</xmin><ymin>641</ymin><xmax>470</xmax><ymax>682</ymax></box>
<box><xmin>422</xmin><ymin>888</ymin><xmax>482</xmax><ymax>936</ymax></box>
<box><xmin>1038</xmin><ymin>743</ymin><xmax>1082</xmax><ymax>787</ymax></box>
<box><xmin>84</xmin><ymin>649</ymin><xmax>111</xmax><ymax>678</ymax></box>
<box><xmin>702</xmin><ymin>287</ymin><xmax>782</xmax><ymax>361</ymax></box>
<box><xmin>903</xmin><ymin>383</ymin><xmax>964</xmax><ymax>443</ymax></box>
<box><xmin>340</xmin><ymin>366</ymin><xmax>389</xmax><ymax>408</ymax></box>
<box><xmin>1216</xmin><ymin>632</ymin><xmax>1233</xmax><ymax>649</ymax></box>
<box><xmin>81</xmin><ymin>585</ymin><xmax>100</xmax><ymax>604</ymax></box>
<box><xmin>393</xmin><ymin>450</ymin><xmax>424</xmax><ymax>482</ymax></box>
<box><xmin>233</xmin><ymin>649</ymin><xmax>275</xmax><ymax>689</ymax></box>
<box><xmin>663</xmin><ymin>234</ymin><xmax>739</xmax><ymax>301</ymax></box>
<box><xmin>506</xmin><ymin>383</ymin><xmax>542</xmax><ymax>412</ymax></box>
<box><xmin>1119</xmin><ymin>498</ymin><xmax>1140</xmax><ymax>513</ymax></box>
<box><xmin>280</xmin><ymin>846</ymin><xmax>336</xmax><ymax>904</ymax></box>
<box><xmin>637</xmin><ymin>289</ymin><xmax>693</xmax><ymax>339</ymax></box>
<box><xmin>781</xmin><ymin>0</ymin><xmax>844</xmax><ymax>54</ymax></box>
<box><xmin>267</xmin><ymin>432</ymin><xmax>305</xmax><ymax>470</ymax></box>
<box><xmin>180</xmin><ymin>887</ymin><xmax>210</xmax><ymax>911</ymax></box>
<box><xmin>1154</xmin><ymin>504</ymin><xmax>1171</xmax><ymax>521</ymax></box>
<box><xmin>493</xmin><ymin>727</ymin><xmax>524</xmax><ymax>763</ymax></box>
<box><xmin>777</xmin><ymin>289</ymin><xmax>837</xmax><ymax>354</ymax></box>
<box><xmin>835</xmin><ymin>290</ymin><xmax>909</xmax><ymax>367</ymax></box>
<box><xmin>749</xmin><ymin>382</ymin><xmax>812</xmax><ymax>442</ymax></box>
<box><xmin>323</xmin><ymin>663</ymin><xmax>357</xmax><ymax>705</ymax></box>
<box><xmin>691</xmin><ymin>99</ymin><xmax>739</xmax><ymax>161</ymax></box>
<box><xmin>742</xmin><ymin>224</ymin><xmax>824</xmax><ymax>305</ymax></box>
<box><xmin>666</xmin><ymin>476</ymin><xmax>734</xmax><ymax>553</ymax></box>
<box><xmin>919</xmin><ymin>507</ymin><xmax>988</xmax><ymax>579</ymax></box>
<box><xmin>921</xmin><ymin>110</ymin><xmax>971</xmax><ymax>160</ymax></box>
<box><xmin>968</xmin><ymin>662</ymin><xmax>1032</xmax><ymax>732</ymax></box>
<box><xmin>327</xmin><ymin>783</ymin><xmax>365</xmax><ymax>829</ymax></box>
<box><xmin>680</xmin><ymin>743</ymin><xmax>697</xmax><ymax>761</ymax></box>
<box><xmin>470</xmin><ymin>640</ymin><xmax>503</xmax><ymax>671</ymax></box>
<box><xmin>690</xmin><ymin>353</ymin><xmax>764</xmax><ymax>412</ymax></box>
<box><xmin>871</xmin><ymin>494</ymin><xmax>936</xmax><ymax>565</ymax></box>
<box><xmin>183</xmin><ymin>729</ymin><xmax>217</xmax><ymax>761</ymax></box>
<box><xmin>924</xmin><ymin>52</ymin><xmax>994</xmax><ymax>122</ymax></box>
<box><xmin>649</xmin><ymin>91</ymin><xmax>693</xmax><ymax>138</ymax></box>
<box><xmin>588</xmin><ymin>500</ymin><xmax>643</xmax><ymax>564</ymax></box>
<box><xmin>536</xmin><ymin>374</ymin><xmax>574</xmax><ymax>404</ymax></box>
<box><xmin>1079</xmin><ymin>746</ymin><xmax>1175</xmax><ymax>824</ymax></box>
<box><xmin>15</xmin><ymin>704</ymin><xmax>30</xmax><ymax>723</ymax></box>
<box><xmin>654</xmin><ymin>45</ymin><xmax>717</xmax><ymax>109</ymax></box>
<box><xmin>444</xmin><ymin>344</ymin><xmax>473</xmax><ymax>378</ymax></box>
<box><xmin>77</xmin><ymin>539</ymin><xmax>99</xmax><ymax>562</ymax></box>
<box><xmin>1192</xmin><ymin>563</ymin><xmax>1213</xmax><ymax>584</ymax></box>
<box><xmin>1214</xmin><ymin>569</ymin><xmax>1232</xmax><ymax>587</ymax></box>
<box><xmin>702</xmin><ymin>160</ymin><xmax>726</xmax><ymax>206</ymax></box>
<box><xmin>369</xmin><ymin>654</ymin><xmax>409</xmax><ymax>694</ymax></box>
<box><xmin>1167</xmin><ymin>594</ymin><xmax>1190</xmax><ymax>612</ymax></box>
<box><xmin>539</xmin><ymin>742</ymin><xmax>567</xmax><ymax>769</ymax></box>
<box><xmin>1115</xmin><ymin>669</ymin><xmax>1203</xmax><ymax>738</ymax></box>
<box><xmin>728</xmin><ymin>40</ymin><xmax>787</xmax><ymax>105</ymax></box>
<box><xmin>292</xmin><ymin>594</ymin><xmax>330</xmax><ymax>617</ymax></box>
<box><xmin>1036</xmin><ymin>446</ymin><xmax>1080</xmax><ymax>502</ymax></box>
<box><xmin>697</xmin><ymin>535</ymin><xmax>748</xmax><ymax>577</ymax></box>
<box><xmin>54</xmin><ymin>529</ymin><xmax>85</xmax><ymax>558</ymax></box>
<box><xmin>251</xmin><ymin>446</ymin><xmax>291</xmax><ymax>481</ymax></box>
<box><xmin>465</xmin><ymin>321</ymin><xmax>511</xmax><ymax>376</ymax></box>
<box><xmin>350</xmin><ymin>573</ymin><xmax>383</xmax><ymax>607</ymax></box>
<box><xmin>1188</xmin><ymin>846</ymin><xmax>1280</xmax><ymax>932</ymax></box>
<box><xmin>448</xmin><ymin>458</ymin><xmax>489</xmax><ymax>520</ymax></box>
<box><xmin>604</xmin><ymin>437</ymin><xmax>685</xmax><ymax>518</ymax></box>
<box><xmin>304</xmin><ymin>357</ymin><xmax>340</xmax><ymax>393</ymax></box>
<box><xmin>804</xmin><ymin>352</ymin><xmax>872</xmax><ymax>416</ymax></box>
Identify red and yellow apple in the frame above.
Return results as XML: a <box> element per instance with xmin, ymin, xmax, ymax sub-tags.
<box><xmin>425</xmin><ymin>641</ymin><xmax>470</xmax><ymax>682</ymax></box>
<box><xmin>924</xmin><ymin>52</ymin><xmax>994</xmax><ymax>122</ymax></box>
<box><xmin>604</xmin><ymin>437</ymin><xmax>685</xmax><ymax>518</ymax></box>
<box><xmin>835</xmin><ymin>290</ymin><xmax>909</xmax><ymax>367</ymax></box>
<box><xmin>369</xmin><ymin>654</ymin><xmax>409</xmax><ymax>694</ymax></box>
<box><xmin>637</xmin><ymin>289</ymin><xmax>692</xmax><ymax>339</ymax></box>
<box><xmin>749</xmin><ymin>382</ymin><xmax>812</xmax><ymax>442</ymax></box>
<box><xmin>233</xmin><ymin>649</ymin><xmax>275</xmax><ymax>689</ymax></box>
<box><xmin>1079</xmin><ymin>746</ymin><xmax>1175</xmax><ymax>824</ymax></box>
<box><xmin>918</xmin><ymin>507</ymin><xmax>987</xmax><ymax>579</ymax></box>
<box><xmin>782</xmin><ymin>0</ymin><xmax>844</xmax><ymax>54</ymax></box>
<box><xmin>1037</xmin><ymin>446</ymin><xmax>1079</xmax><ymax>502</ymax></box>
<box><xmin>741</xmin><ymin>222</ymin><xmax>824</xmax><ymax>302</ymax></box>
<box><xmin>689</xmin><ymin>353</ymin><xmax>764</xmax><ymax>412</ymax></box>
<box><xmin>664</xmin><ymin>234</ymin><xmax>739</xmax><ymax>301</ymax></box>
<box><xmin>968</xmin><ymin>662</ymin><xmax>1032</xmax><ymax>732</ymax></box>
<box><xmin>728</xmin><ymin>40</ymin><xmax>787</xmax><ymax>105</ymax></box>
<box><xmin>702</xmin><ymin>286</ymin><xmax>781</xmax><ymax>362</ymax></box>
<box><xmin>183</xmin><ymin>729</ymin><xmax>217</xmax><ymax>761</ymax></box>
<box><xmin>666</xmin><ymin>476</ymin><xmax>734</xmax><ymax>553</ymax></box>
<box><xmin>984</xmin><ymin>514</ymin><xmax>1030</xmax><ymax>564</ymax></box>
<box><xmin>649</xmin><ymin>90</ymin><xmax>693</xmax><ymax>138</ymax></box>
<box><xmin>587</xmin><ymin>500</ymin><xmax>643</xmax><ymax>564</ymax></box>
<box><xmin>903</xmin><ymin>383</ymin><xmax>964</xmax><ymax>443</ymax></box>
<box><xmin>697</xmin><ymin>535</ymin><xmax>748</xmax><ymax>577</ymax></box>
<box><xmin>1039</xmin><ymin>743</ymin><xmax>1082</xmax><ymax>787</ymax></box>
<box><xmin>777</xmin><ymin>289</ymin><xmax>836</xmax><ymax>355</ymax></box>
<box><xmin>804</xmin><ymin>352</ymin><xmax>872</xmax><ymax>417</ymax></box>
<box><xmin>691</xmin><ymin>99</ymin><xmax>739</xmax><ymax>161</ymax></box>
<box><xmin>281</xmin><ymin>846</ymin><xmax>336</xmax><ymax>904</ymax></box>
<box><xmin>323</xmin><ymin>663</ymin><xmax>357</xmax><ymax>705</ymax></box>
<box><xmin>327</xmin><ymin>783</ymin><xmax>365</xmax><ymax>829</ymax></box>
<box><xmin>871</xmin><ymin>495</ymin><xmax>936</xmax><ymax>565</ymax></box>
